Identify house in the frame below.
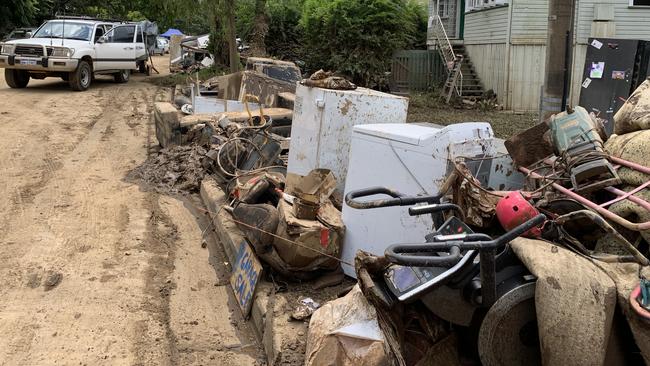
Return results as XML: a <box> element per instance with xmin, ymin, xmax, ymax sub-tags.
<box><xmin>428</xmin><ymin>0</ymin><xmax>650</xmax><ymax>112</ymax></box>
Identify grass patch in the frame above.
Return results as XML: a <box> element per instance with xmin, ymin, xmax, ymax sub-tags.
<box><xmin>407</xmin><ymin>93</ymin><xmax>539</xmax><ymax>139</ymax></box>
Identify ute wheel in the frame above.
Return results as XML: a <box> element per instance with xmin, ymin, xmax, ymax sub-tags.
<box><xmin>5</xmin><ymin>69</ymin><xmax>30</xmax><ymax>88</ymax></box>
<box><xmin>114</xmin><ymin>70</ymin><xmax>130</xmax><ymax>83</ymax></box>
<box><xmin>69</xmin><ymin>60</ymin><xmax>92</xmax><ymax>91</ymax></box>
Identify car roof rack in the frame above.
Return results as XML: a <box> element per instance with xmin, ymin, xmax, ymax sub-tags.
<box><xmin>54</xmin><ymin>13</ymin><xmax>124</xmax><ymax>23</ymax></box>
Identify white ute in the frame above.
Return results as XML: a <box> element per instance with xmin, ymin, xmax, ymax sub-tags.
<box><xmin>0</xmin><ymin>18</ymin><xmax>147</xmax><ymax>91</ymax></box>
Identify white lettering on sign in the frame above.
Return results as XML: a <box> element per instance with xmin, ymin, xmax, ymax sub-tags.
<box><xmin>230</xmin><ymin>241</ymin><xmax>263</xmax><ymax>317</ymax></box>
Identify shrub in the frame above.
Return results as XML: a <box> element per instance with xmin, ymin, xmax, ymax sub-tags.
<box><xmin>266</xmin><ymin>0</ymin><xmax>304</xmax><ymax>61</ymax></box>
<box><xmin>300</xmin><ymin>0</ymin><xmax>422</xmax><ymax>88</ymax></box>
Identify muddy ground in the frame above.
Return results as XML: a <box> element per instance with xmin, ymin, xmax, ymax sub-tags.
<box><xmin>0</xmin><ymin>56</ymin><xmax>263</xmax><ymax>365</ymax></box>
<box><xmin>407</xmin><ymin>93</ymin><xmax>539</xmax><ymax>138</ymax></box>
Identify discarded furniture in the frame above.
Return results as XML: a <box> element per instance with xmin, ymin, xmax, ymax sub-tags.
<box><xmin>578</xmin><ymin>38</ymin><xmax>650</xmax><ymax>136</ymax></box>
<box><xmin>154</xmin><ymin>101</ymin><xmax>183</xmax><ymax>147</ymax></box>
<box><xmin>191</xmin><ymin>83</ymin><xmax>261</xmax><ymax>114</ymax></box>
<box><xmin>239</xmin><ymin>71</ymin><xmax>297</xmax><ymax>107</ymax></box>
<box><xmin>348</xmin><ymin>187</ymin><xmax>546</xmax><ymax>365</ymax></box>
<box><xmin>286</xmin><ymin>84</ymin><xmax>409</xmax><ymax>199</ymax></box>
<box><xmin>244</xmin><ymin>57</ymin><xmax>302</xmax><ymax>80</ymax></box>
<box><xmin>340</xmin><ymin>122</ymin><xmax>497</xmax><ymax>277</ymax></box>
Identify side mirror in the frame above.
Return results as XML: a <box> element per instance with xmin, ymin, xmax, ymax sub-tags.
<box><xmin>97</xmin><ymin>36</ymin><xmax>106</xmax><ymax>44</ymax></box>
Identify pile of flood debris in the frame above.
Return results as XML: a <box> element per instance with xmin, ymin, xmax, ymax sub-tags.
<box><xmin>129</xmin><ymin>144</ymin><xmax>208</xmax><ymax>194</ymax></box>
<box><xmin>145</xmin><ymin>56</ymin><xmax>650</xmax><ymax>365</ymax></box>
<box><xmin>314</xmin><ymin>83</ymin><xmax>650</xmax><ymax>366</ymax></box>
<box><xmin>168</xmin><ymin>34</ymin><xmax>253</xmax><ymax>74</ymax></box>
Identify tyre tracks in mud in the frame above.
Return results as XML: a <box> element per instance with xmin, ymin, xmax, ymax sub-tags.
<box><xmin>0</xmin><ymin>74</ymin><xmax>260</xmax><ymax>365</ymax></box>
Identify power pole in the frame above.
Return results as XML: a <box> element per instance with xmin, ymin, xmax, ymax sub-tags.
<box><xmin>542</xmin><ymin>0</ymin><xmax>575</xmax><ymax>120</ymax></box>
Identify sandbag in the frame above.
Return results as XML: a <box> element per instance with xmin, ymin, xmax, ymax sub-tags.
<box><xmin>604</xmin><ymin>187</ymin><xmax>650</xmax><ymax>245</ymax></box>
<box><xmin>605</xmin><ymin>130</ymin><xmax>650</xmax><ymax>186</ymax></box>
<box><xmin>511</xmin><ymin>238</ymin><xmax>617</xmax><ymax>366</ymax></box>
<box><xmin>614</xmin><ymin>78</ymin><xmax>650</xmax><ymax>135</ymax></box>
<box><xmin>305</xmin><ymin>285</ymin><xmax>389</xmax><ymax>366</ymax></box>
<box><xmin>597</xmin><ymin>263</ymin><xmax>650</xmax><ymax>364</ymax></box>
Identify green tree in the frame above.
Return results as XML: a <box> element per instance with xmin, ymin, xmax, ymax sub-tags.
<box><xmin>265</xmin><ymin>0</ymin><xmax>304</xmax><ymax>60</ymax></box>
<box><xmin>0</xmin><ymin>0</ymin><xmax>37</xmax><ymax>34</ymax></box>
<box><xmin>300</xmin><ymin>0</ymin><xmax>420</xmax><ymax>88</ymax></box>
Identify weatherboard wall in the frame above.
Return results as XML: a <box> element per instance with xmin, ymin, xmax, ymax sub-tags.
<box><xmin>462</xmin><ymin>1</ymin><xmax>548</xmax><ymax>111</ymax></box>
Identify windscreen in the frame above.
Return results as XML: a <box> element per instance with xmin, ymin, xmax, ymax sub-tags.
<box><xmin>33</xmin><ymin>21</ymin><xmax>93</xmax><ymax>41</ymax></box>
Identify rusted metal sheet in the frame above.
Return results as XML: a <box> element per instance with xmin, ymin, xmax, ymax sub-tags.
<box><xmin>238</xmin><ymin>71</ymin><xmax>296</xmax><ymax>107</ymax></box>
<box><xmin>504</xmin><ymin>121</ymin><xmax>552</xmax><ymax>167</ymax></box>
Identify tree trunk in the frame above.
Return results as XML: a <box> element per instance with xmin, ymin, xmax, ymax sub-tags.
<box><xmin>249</xmin><ymin>0</ymin><xmax>269</xmax><ymax>57</ymax></box>
<box><xmin>211</xmin><ymin>10</ymin><xmax>228</xmax><ymax>66</ymax></box>
<box><xmin>225</xmin><ymin>0</ymin><xmax>239</xmax><ymax>73</ymax></box>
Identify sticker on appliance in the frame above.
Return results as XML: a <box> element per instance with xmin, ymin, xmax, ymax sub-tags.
<box><xmin>582</xmin><ymin>78</ymin><xmax>592</xmax><ymax>89</ymax></box>
<box><xmin>590</xmin><ymin>62</ymin><xmax>605</xmax><ymax>79</ymax></box>
<box><xmin>591</xmin><ymin>39</ymin><xmax>603</xmax><ymax>49</ymax></box>
<box><xmin>612</xmin><ymin>70</ymin><xmax>626</xmax><ymax>80</ymax></box>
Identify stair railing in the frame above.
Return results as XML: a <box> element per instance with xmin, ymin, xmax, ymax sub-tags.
<box><xmin>430</xmin><ymin>14</ymin><xmax>463</xmax><ymax>98</ymax></box>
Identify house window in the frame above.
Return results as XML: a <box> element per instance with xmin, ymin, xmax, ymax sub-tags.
<box><xmin>466</xmin><ymin>0</ymin><xmax>508</xmax><ymax>12</ymax></box>
<box><xmin>438</xmin><ymin>1</ymin><xmax>450</xmax><ymax>18</ymax></box>
<box><xmin>630</xmin><ymin>0</ymin><xmax>650</xmax><ymax>6</ymax></box>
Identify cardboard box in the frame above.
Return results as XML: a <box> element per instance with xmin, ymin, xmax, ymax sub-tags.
<box><xmin>290</xmin><ymin>169</ymin><xmax>336</xmax><ymax>204</ymax></box>
<box><xmin>273</xmin><ymin>199</ymin><xmax>343</xmax><ymax>271</ymax></box>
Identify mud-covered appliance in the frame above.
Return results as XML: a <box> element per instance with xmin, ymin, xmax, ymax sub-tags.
<box><xmin>578</xmin><ymin>37</ymin><xmax>650</xmax><ymax>135</ymax></box>
<box><xmin>340</xmin><ymin>123</ymin><xmax>498</xmax><ymax>277</ymax></box>
<box><xmin>286</xmin><ymin>84</ymin><xmax>408</xmax><ymax>198</ymax></box>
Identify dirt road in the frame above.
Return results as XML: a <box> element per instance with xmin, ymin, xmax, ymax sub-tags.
<box><xmin>0</xmin><ymin>58</ymin><xmax>261</xmax><ymax>365</ymax></box>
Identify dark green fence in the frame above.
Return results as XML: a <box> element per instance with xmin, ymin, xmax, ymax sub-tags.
<box><xmin>390</xmin><ymin>50</ymin><xmax>447</xmax><ymax>94</ymax></box>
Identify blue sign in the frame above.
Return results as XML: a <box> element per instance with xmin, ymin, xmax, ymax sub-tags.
<box><xmin>230</xmin><ymin>241</ymin><xmax>263</xmax><ymax>317</ymax></box>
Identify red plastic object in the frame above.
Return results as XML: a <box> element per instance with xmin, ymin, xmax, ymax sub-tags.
<box><xmin>496</xmin><ymin>191</ymin><xmax>542</xmax><ymax>238</ymax></box>
<box><xmin>630</xmin><ymin>285</ymin><xmax>650</xmax><ymax>323</ymax></box>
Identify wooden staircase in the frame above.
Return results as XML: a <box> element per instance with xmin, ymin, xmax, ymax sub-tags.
<box><xmin>430</xmin><ymin>15</ymin><xmax>486</xmax><ymax>101</ymax></box>
<box><xmin>452</xmin><ymin>44</ymin><xmax>486</xmax><ymax>100</ymax></box>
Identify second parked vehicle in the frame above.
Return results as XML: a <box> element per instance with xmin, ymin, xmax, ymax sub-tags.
<box><xmin>0</xmin><ymin>17</ymin><xmax>147</xmax><ymax>91</ymax></box>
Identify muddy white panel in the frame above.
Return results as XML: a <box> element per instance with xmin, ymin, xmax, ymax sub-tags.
<box><xmin>341</xmin><ymin>123</ymin><xmax>496</xmax><ymax>278</ymax></box>
<box><xmin>286</xmin><ymin>84</ymin><xmax>409</xmax><ymax>196</ymax></box>
<box><xmin>192</xmin><ymin>94</ymin><xmax>260</xmax><ymax>115</ymax></box>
